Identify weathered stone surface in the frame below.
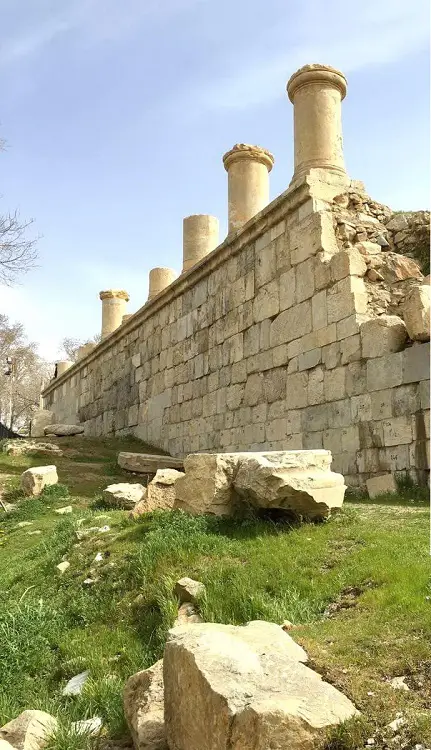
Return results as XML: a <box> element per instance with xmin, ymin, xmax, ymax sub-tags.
<box><xmin>21</xmin><ymin>466</ymin><xmax>58</xmax><ymax>497</ymax></box>
<box><xmin>118</xmin><ymin>452</ymin><xmax>184</xmax><ymax>474</ymax></box>
<box><xmin>102</xmin><ymin>483</ymin><xmax>145</xmax><ymax>509</ymax></box>
<box><xmin>130</xmin><ymin>469</ymin><xmax>184</xmax><ymax>517</ymax></box>
<box><xmin>174</xmin><ymin>577</ymin><xmax>206</xmax><ymax>605</ymax></box>
<box><xmin>29</xmin><ymin>410</ymin><xmax>54</xmax><ymax>438</ymax></box>
<box><xmin>164</xmin><ymin>620</ymin><xmax>358</xmax><ymax>750</ymax></box>
<box><xmin>366</xmin><ymin>474</ymin><xmax>397</xmax><ymax>498</ymax></box>
<box><xmin>62</xmin><ymin>670</ymin><xmax>89</xmax><ymax>696</ymax></box>
<box><xmin>360</xmin><ymin>315</ymin><xmax>408</xmax><ymax>359</ymax></box>
<box><xmin>233</xmin><ymin>451</ymin><xmax>346</xmax><ymax>519</ymax></box>
<box><xmin>44</xmin><ymin>424</ymin><xmax>84</xmax><ymax>436</ymax></box>
<box><xmin>173</xmin><ymin>602</ymin><xmax>203</xmax><ymax>626</ymax></box>
<box><xmin>0</xmin><ymin>711</ymin><xmax>57</xmax><ymax>750</ymax></box>
<box><xmin>3</xmin><ymin>441</ymin><xmax>62</xmax><ymax>457</ymax></box>
<box><xmin>402</xmin><ymin>285</ymin><xmax>430</xmax><ymax>342</ymax></box>
<box><xmin>124</xmin><ymin>660</ymin><xmax>167</xmax><ymax>750</ymax></box>
<box><xmin>175</xmin><ymin>451</ymin><xmax>345</xmax><ymax>519</ymax></box>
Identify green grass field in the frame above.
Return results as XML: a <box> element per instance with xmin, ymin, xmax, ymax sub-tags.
<box><xmin>0</xmin><ymin>436</ymin><xmax>430</xmax><ymax>750</ymax></box>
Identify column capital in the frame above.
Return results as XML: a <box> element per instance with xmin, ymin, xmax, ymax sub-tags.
<box><xmin>287</xmin><ymin>64</ymin><xmax>347</xmax><ymax>102</ymax></box>
<box><xmin>99</xmin><ymin>289</ymin><xmax>130</xmax><ymax>302</ymax></box>
<box><xmin>223</xmin><ymin>143</ymin><xmax>274</xmax><ymax>172</ymax></box>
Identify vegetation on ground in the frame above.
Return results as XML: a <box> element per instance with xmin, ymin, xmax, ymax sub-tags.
<box><xmin>0</xmin><ymin>436</ymin><xmax>430</xmax><ymax>750</ymax></box>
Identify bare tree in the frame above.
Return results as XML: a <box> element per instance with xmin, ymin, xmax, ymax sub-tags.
<box><xmin>59</xmin><ymin>333</ymin><xmax>101</xmax><ymax>362</ymax></box>
<box><xmin>0</xmin><ymin>314</ymin><xmax>51</xmax><ymax>431</ymax></box>
<box><xmin>0</xmin><ymin>140</ymin><xmax>39</xmax><ymax>285</ymax></box>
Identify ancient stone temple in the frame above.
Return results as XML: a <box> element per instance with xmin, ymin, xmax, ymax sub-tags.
<box><xmin>42</xmin><ymin>64</ymin><xmax>430</xmax><ymax>486</ymax></box>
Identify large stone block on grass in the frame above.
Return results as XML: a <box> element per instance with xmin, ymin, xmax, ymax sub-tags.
<box><xmin>175</xmin><ymin>450</ymin><xmax>346</xmax><ymax>519</ymax></box>
<box><xmin>124</xmin><ymin>660</ymin><xmax>167</xmax><ymax>750</ymax></box>
<box><xmin>29</xmin><ymin>410</ymin><xmax>54</xmax><ymax>438</ymax></box>
<box><xmin>102</xmin><ymin>482</ymin><xmax>145</xmax><ymax>509</ymax></box>
<box><xmin>0</xmin><ymin>711</ymin><xmax>57</xmax><ymax>750</ymax></box>
<box><xmin>118</xmin><ymin>452</ymin><xmax>184</xmax><ymax>474</ymax></box>
<box><xmin>21</xmin><ymin>466</ymin><xmax>58</xmax><ymax>497</ymax></box>
<box><xmin>164</xmin><ymin>620</ymin><xmax>358</xmax><ymax>750</ymax></box>
<box><xmin>366</xmin><ymin>474</ymin><xmax>397</xmax><ymax>498</ymax></box>
<box><xmin>131</xmin><ymin>469</ymin><xmax>184</xmax><ymax>518</ymax></box>
<box><xmin>44</xmin><ymin>424</ymin><xmax>84</xmax><ymax>436</ymax></box>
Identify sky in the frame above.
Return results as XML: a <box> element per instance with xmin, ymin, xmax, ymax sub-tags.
<box><xmin>0</xmin><ymin>0</ymin><xmax>429</xmax><ymax>362</ymax></box>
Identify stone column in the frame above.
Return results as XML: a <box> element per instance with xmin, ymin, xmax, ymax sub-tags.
<box><xmin>223</xmin><ymin>144</ymin><xmax>274</xmax><ymax>233</ymax></box>
<box><xmin>182</xmin><ymin>215</ymin><xmax>219</xmax><ymax>273</ymax></box>
<box><xmin>56</xmin><ymin>360</ymin><xmax>73</xmax><ymax>376</ymax></box>
<box><xmin>287</xmin><ymin>64</ymin><xmax>348</xmax><ymax>182</ymax></box>
<box><xmin>99</xmin><ymin>290</ymin><xmax>130</xmax><ymax>340</ymax></box>
<box><xmin>148</xmin><ymin>268</ymin><xmax>177</xmax><ymax>301</ymax></box>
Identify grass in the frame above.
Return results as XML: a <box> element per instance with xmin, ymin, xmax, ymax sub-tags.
<box><xmin>0</xmin><ymin>436</ymin><xmax>430</xmax><ymax>749</ymax></box>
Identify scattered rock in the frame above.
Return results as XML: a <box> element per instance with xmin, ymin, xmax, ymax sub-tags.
<box><xmin>366</xmin><ymin>268</ymin><xmax>384</xmax><ymax>282</ymax></box>
<box><xmin>281</xmin><ymin>620</ymin><xmax>294</xmax><ymax>631</ymax></box>
<box><xmin>0</xmin><ymin>710</ymin><xmax>58</xmax><ymax>750</ymax></box>
<box><xmin>390</xmin><ymin>676</ymin><xmax>410</xmax><ymax>691</ymax></box>
<box><xmin>388</xmin><ymin>717</ymin><xmax>406</xmax><ymax>731</ymax></box>
<box><xmin>366</xmin><ymin>474</ymin><xmax>397</xmax><ymax>498</ymax></box>
<box><xmin>56</xmin><ymin>561</ymin><xmax>70</xmax><ymax>574</ymax></box>
<box><xmin>174</xmin><ymin>577</ymin><xmax>206</xmax><ymax>606</ymax></box>
<box><xmin>62</xmin><ymin>670</ymin><xmax>89</xmax><ymax>696</ymax></box>
<box><xmin>21</xmin><ymin>466</ymin><xmax>58</xmax><ymax>497</ymax></box>
<box><xmin>27</xmin><ymin>531</ymin><xmax>42</xmax><ymax>536</ymax></box>
<box><xmin>83</xmin><ymin>578</ymin><xmax>98</xmax><ymax>586</ymax></box>
<box><xmin>173</xmin><ymin>602</ymin><xmax>203</xmax><ymax>626</ymax></box>
<box><xmin>43</xmin><ymin>424</ymin><xmax>84</xmax><ymax>437</ymax></box>
<box><xmin>164</xmin><ymin>620</ymin><xmax>358</xmax><ymax>750</ymax></box>
<box><xmin>71</xmin><ymin>718</ymin><xmax>103</xmax><ymax>736</ymax></box>
<box><xmin>3</xmin><ymin>441</ymin><xmax>62</xmax><ymax>458</ymax></box>
<box><xmin>54</xmin><ymin>506</ymin><xmax>73</xmax><ymax>515</ymax></box>
<box><xmin>17</xmin><ymin>521</ymin><xmax>33</xmax><ymax>528</ymax></box>
<box><xmin>386</xmin><ymin>214</ymin><xmax>409</xmax><ymax>232</ymax></box>
<box><xmin>124</xmin><ymin>659</ymin><xmax>167</xmax><ymax>750</ymax></box>
<box><xmin>102</xmin><ymin>483</ymin><xmax>145</xmax><ymax>510</ymax></box>
<box><xmin>94</xmin><ymin>552</ymin><xmax>104</xmax><ymax>563</ymax></box>
<box><xmin>118</xmin><ymin>452</ymin><xmax>183</xmax><ymax>474</ymax></box>
<box><xmin>402</xmin><ymin>285</ymin><xmax>430</xmax><ymax>342</ymax></box>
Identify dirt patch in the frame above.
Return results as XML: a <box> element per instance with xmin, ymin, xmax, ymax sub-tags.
<box><xmin>324</xmin><ymin>580</ymin><xmax>378</xmax><ymax>618</ymax></box>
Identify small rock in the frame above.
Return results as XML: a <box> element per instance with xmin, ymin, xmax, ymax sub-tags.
<box><xmin>62</xmin><ymin>670</ymin><xmax>89</xmax><ymax>696</ymax></box>
<box><xmin>281</xmin><ymin>620</ymin><xmax>294</xmax><ymax>631</ymax></box>
<box><xmin>71</xmin><ymin>717</ymin><xmax>103</xmax><ymax>736</ymax></box>
<box><xmin>390</xmin><ymin>676</ymin><xmax>410</xmax><ymax>691</ymax></box>
<box><xmin>27</xmin><ymin>531</ymin><xmax>42</xmax><ymax>536</ymax></box>
<box><xmin>94</xmin><ymin>552</ymin><xmax>104</xmax><ymax>563</ymax></box>
<box><xmin>55</xmin><ymin>506</ymin><xmax>73</xmax><ymax>515</ymax></box>
<box><xmin>174</xmin><ymin>577</ymin><xmax>206</xmax><ymax>606</ymax></box>
<box><xmin>56</xmin><ymin>561</ymin><xmax>70</xmax><ymax>574</ymax></box>
<box><xmin>375</xmin><ymin>233</ymin><xmax>390</xmax><ymax>247</ymax></box>
<box><xmin>388</xmin><ymin>717</ymin><xmax>406</xmax><ymax>732</ymax></box>
<box><xmin>366</xmin><ymin>739</ymin><xmax>375</xmax><ymax>746</ymax></box>
<box><xmin>17</xmin><ymin>521</ymin><xmax>33</xmax><ymax>528</ymax></box>
<box><xmin>83</xmin><ymin>578</ymin><xmax>97</xmax><ymax>585</ymax></box>
<box><xmin>99</xmin><ymin>525</ymin><xmax>111</xmax><ymax>533</ymax></box>
<box><xmin>174</xmin><ymin>602</ymin><xmax>203</xmax><ymax>626</ymax></box>
<box><xmin>21</xmin><ymin>466</ymin><xmax>58</xmax><ymax>497</ymax></box>
<box><xmin>367</xmin><ymin>269</ymin><xmax>385</xmax><ymax>282</ymax></box>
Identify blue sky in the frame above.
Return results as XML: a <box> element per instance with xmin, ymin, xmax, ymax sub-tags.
<box><xmin>0</xmin><ymin>0</ymin><xmax>429</xmax><ymax>361</ymax></box>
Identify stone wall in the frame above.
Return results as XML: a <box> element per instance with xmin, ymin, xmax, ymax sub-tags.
<box><xmin>42</xmin><ymin>173</ymin><xmax>430</xmax><ymax>487</ymax></box>
<box><xmin>42</xmin><ymin>63</ymin><xmax>430</xmax><ymax>488</ymax></box>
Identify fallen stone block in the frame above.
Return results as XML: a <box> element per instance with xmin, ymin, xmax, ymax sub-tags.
<box><xmin>30</xmin><ymin>410</ymin><xmax>54</xmax><ymax>438</ymax></box>
<box><xmin>174</xmin><ymin>577</ymin><xmax>206</xmax><ymax>606</ymax></box>
<box><xmin>3</xmin><ymin>441</ymin><xmax>63</xmax><ymax>458</ymax></box>
<box><xmin>366</xmin><ymin>474</ymin><xmax>397</xmax><ymax>498</ymax></box>
<box><xmin>173</xmin><ymin>602</ymin><xmax>203</xmax><ymax>627</ymax></box>
<box><xmin>118</xmin><ymin>452</ymin><xmax>184</xmax><ymax>474</ymax></box>
<box><xmin>402</xmin><ymin>285</ymin><xmax>430</xmax><ymax>342</ymax></box>
<box><xmin>124</xmin><ymin>659</ymin><xmax>167</xmax><ymax>750</ymax></box>
<box><xmin>130</xmin><ymin>469</ymin><xmax>184</xmax><ymax>518</ymax></box>
<box><xmin>175</xmin><ymin>451</ymin><xmax>346</xmax><ymax>520</ymax></box>
<box><xmin>164</xmin><ymin>620</ymin><xmax>358</xmax><ymax>750</ymax></box>
<box><xmin>102</xmin><ymin>483</ymin><xmax>145</xmax><ymax>509</ymax></box>
<box><xmin>360</xmin><ymin>315</ymin><xmax>408</xmax><ymax>359</ymax></box>
<box><xmin>21</xmin><ymin>466</ymin><xmax>58</xmax><ymax>497</ymax></box>
<box><xmin>44</xmin><ymin>424</ymin><xmax>84</xmax><ymax>437</ymax></box>
<box><xmin>0</xmin><ymin>711</ymin><xmax>58</xmax><ymax>750</ymax></box>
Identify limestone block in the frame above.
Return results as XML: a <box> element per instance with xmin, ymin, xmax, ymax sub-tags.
<box><xmin>308</xmin><ymin>367</ymin><xmax>325</xmax><ymax>405</ymax></box>
<box><xmin>312</xmin><ymin>289</ymin><xmax>327</xmax><ymax>330</ymax></box>
<box><xmin>330</xmin><ymin>249</ymin><xmax>367</xmax><ymax>281</ymax></box>
<box><xmin>103</xmin><ymin>483</ymin><xmax>145</xmax><ymax>509</ymax></box>
<box><xmin>327</xmin><ymin>289</ymin><xmax>366</xmax><ymax>324</ymax></box>
<box><xmin>382</xmin><ymin>416</ymin><xmax>413</xmax><ymax>446</ymax></box>
<box><xmin>366</xmin><ymin>474</ymin><xmax>397</xmax><ymax>498</ymax></box>
<box><xmin>174</xmin><ymin>577</ymin><xmax>206</xmax><ymax>606</ymax></box>
<box><xmin>392</xmin><ymin>384</ymin><xmax>420</xmax><ymax>417</ymax></box>
<box><xmin>403</xmin><ymin>343</ymin><xmax>430</xmax><ymax>384</ymax></box>
<box><xmin>174</xmin><ymin>453</ymin><xmax>240</xmax><ymax>515</ymax></box>
<box><xmin>0</xmin><ymin>712</ymin><xmax>58</xmax><ymax>750</ymax></box>
<box><xmin>252</xmin><ymin>280</ymin><xmax>279</xmax><ymax>323</ymax></box>
<box><xmin>131</xmin><ymin>470</ymin><xmax>185</xmax><ymax>516</ymax></box>
<box><xmin>366</xmin><ymin>352</ymin><xmax>403</xmax><ymax>392</ymax></box>
<box><xmin>324</xmin><ymin>367</ymin><xmax>346</xmax><ymax>402</ymax></box>
<box><xmin>164</xmin><ymin>620</ymin><xmax>358</xmax><ymax>750</ymax></box>
<box><xmin>355</xmin><ymin>240</ymin><xmax>382</xmax><ymax>257</ymax></box>
<box><xmin>351</xmin><ymin>394</ymin><xmax>372</xmax><ymax>423</ymax></box>
<box><xmin>360</xmin><ymin>315</ymin><xmax>408</xmax><ymax>359</ymax></box>
<box><xmin>330</xmin><ymin>398</ymin><xmax>352</xmax><ymax>428</ymax></box>
<box><xmin>118</xmin><ymin>452</ymin><xmax>184</xmax><ymax>473</ymax></box>
<box><xmin>263</xmin><ymin>367</ymin><xmax>286</xmax><ymax>403</ymax></box>
<box><xmin>21</xmin><ymin>466</ymin><xmax>58</xmax><ymax>497</ymax></box>
<box><xmin>279</xmin><ymin>268</ymin><xmax>296</xmax><ymax>311</ymax></box>
<box><xmin>298</xmin><ymin>348</ymin><xmax>321</xmax><ymax>371</ymax></box>
<box><xmin>386</xmin><ymin>214</ymin><xmax>408</xmax><ymax>232</ymax></box>
<box><xmin>341</xmin><ymin>426</ymin><xmax>360</xmax><ymax>453</ymax></box>
<box><xmin>295</xmin><ymin>258</ymin><xmax>315</xmax><ymax>302</ymax></box>
<box><xmin>379</xmin><ymin>253</ymin><xmax>423</xmax><ymax>284</ymax></box>
<box><xmin>123</xmin><ymin>660</ymin><xmax>167</xmax><ymax>750</ymax></box>
<box><xmin>30</xmin><ymin>410</ymin><xmax>54</xmax><ymax>438</ymax></box>
<box><xmin>44</xmin><ymin>424</ymin><xmax>84</xmax><ymax>436</ymax></box>
<box><xmin>286</xmin><ymin>371</ymin><xmax>308</xmax><ymax>409</ymax></box>
<box><xmin>402</xmin><ymin>285</ymin><xmax>430</xmax><ymax>342</ymax></box>
<box><xmin>270</xmin><ymin>301</ymin><xmax>312</xmax><ymax>347</ymax></box>
<box><xmin>340</xmin><ymin>334</ymin><xmax>361</xmax><ymax>364</ymax></box>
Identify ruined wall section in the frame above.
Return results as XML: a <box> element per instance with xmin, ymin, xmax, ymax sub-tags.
<box><xmin>42</xmin><ymin>179</ymin><xmax>430</xmax><ymax>487</ymax></box>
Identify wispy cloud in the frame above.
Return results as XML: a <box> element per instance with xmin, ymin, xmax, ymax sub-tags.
<box><xmin>199</xmin><ymin>0</ymin><xmax>429</xmax><ymax>111</ymax></box>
